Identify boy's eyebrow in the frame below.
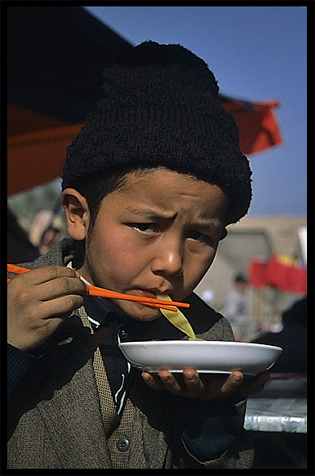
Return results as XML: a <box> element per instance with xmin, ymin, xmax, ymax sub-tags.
<box><xmin>194</xmin><ymin>221</ymin><xmax>221</xmax><ymax>232</ymax></box>
<box><xmin>125</xmin><ymin>206</ymin><xmax>222</xmax><ymax>232</ymax></box>
<box><xmin>125</xmin><ymin>206</ymin><xmax>176</xmax><ymax>220</ymax></box>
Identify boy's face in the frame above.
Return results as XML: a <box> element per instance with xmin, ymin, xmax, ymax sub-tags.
<box><xmin>64</xmin><ymin>168</ymin><xmax>227</xmax><ymax>321</ymax></box>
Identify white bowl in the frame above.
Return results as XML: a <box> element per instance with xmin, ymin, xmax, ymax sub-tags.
<box><xmin>119</xmin><ymin>340</ymin><xmax>283</xmax><ymax>376</ymax></box>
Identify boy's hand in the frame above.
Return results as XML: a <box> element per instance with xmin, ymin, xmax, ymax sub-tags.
<box><xmin>7</xmin><ymin>266</ymin><xmax>88</xmax><ymax>352</ymax></box>
<box><xmin>141</xmin><ymin>368</ymin><xmax>270</xmax><ymax>400</ymax></box>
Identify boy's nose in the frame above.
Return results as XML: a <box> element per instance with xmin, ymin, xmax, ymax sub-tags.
<box><xmin>151</xmin><ymin>239</ymin><xmax>184</xmax><ymax>276</ymax></box>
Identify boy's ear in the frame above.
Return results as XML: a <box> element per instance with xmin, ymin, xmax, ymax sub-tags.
<box><xmin>61</xmin><ymin>188</ymin><xmax>90</xmax><ymax>241</ymax></box>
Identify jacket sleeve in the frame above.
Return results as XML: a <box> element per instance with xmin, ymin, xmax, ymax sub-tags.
<box><xmin>168</xmin><ymin>393</ymin><xmax>253</xmax><ymax>468</ymax></box>
<box><xmin>7</xmin><ymin>344</ymin><xmax>42</xmax><ymax>399</ymax></box>
<box><xmin>6</xmin><ymin>248</ymin><xmax>66</xmax><ymax>401</ymax></box>
<box><xmin>178</xmin><ymin>397</ymin><xmax>244</xmax><ymax>460</ymax></box>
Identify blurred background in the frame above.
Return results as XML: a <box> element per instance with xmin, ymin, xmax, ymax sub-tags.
<box><xmin>6</xmin><ymin>6</ymin><xmax>310</xmax><ymax>467</ymax></box>
<box><xmin>7</xmin><ymin>5</ymin><xmax>307</xmax><ymax>342</ymax></box>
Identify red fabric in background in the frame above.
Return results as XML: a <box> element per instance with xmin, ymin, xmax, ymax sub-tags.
<box><xmin>248</xmin><ymin>258</ymin><xmax>268</xmax><ymax>288</ymax></box>
<box><xmin>222</xmin><ymin>99</ymin><xmax>283</xmax><ymax>156</ymax></box>
<box><xmin>249</xmin><ymin>255</ymin><xmax>307</xmax><ymax>294</ymax></box>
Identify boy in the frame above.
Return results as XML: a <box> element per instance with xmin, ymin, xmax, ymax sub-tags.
<box><xmin>7</xmin><ymin>42</ymin><xmax>269</xmax><ymax>469</ymax></box>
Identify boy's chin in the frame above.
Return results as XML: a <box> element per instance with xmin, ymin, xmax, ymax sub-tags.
<box><xmin>117</xmin><ymin>301</ymin><xmax>162</xmax><ymax>321</ymax></box>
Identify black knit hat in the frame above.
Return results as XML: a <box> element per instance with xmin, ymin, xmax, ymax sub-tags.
<box><xmin>62</xmin><ymin>41</ymin><xmax>252</xmax><ymax>224</ymax></box>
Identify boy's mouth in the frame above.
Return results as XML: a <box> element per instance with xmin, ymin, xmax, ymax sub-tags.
<box><xmin>136</xmin><ymin>289</ymin><xmax>173</xmax><ymax>300</ymax></box>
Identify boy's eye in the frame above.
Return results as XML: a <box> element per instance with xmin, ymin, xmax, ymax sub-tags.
<box><xmin>189</xmin><ymin>230</ymin><xmax>213</xmax><ymax>244</ymax></box>
<box><xmin>133</xmin><ymin>223</ymin><xmax>158</xmax><ymax>233</ymax></box>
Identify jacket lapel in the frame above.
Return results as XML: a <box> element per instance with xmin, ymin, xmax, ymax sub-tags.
<box><xmin>35</xmin><ymin>312</ymin><xmax>114</xmax><ymax>468</ymax></box>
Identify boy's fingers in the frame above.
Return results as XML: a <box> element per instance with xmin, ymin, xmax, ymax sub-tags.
<box><xmin>141</xmin><ymin>371</ymin><xmax>166</xmax><ymax>390</ymax></box>
<box><xmin>158</xmin><ymin>370</ymin><xmax>183</xmax><ymax>393</ymax></box>
<box><xmin>39</xmin><ymin>294</ymin><xmax>85</xmax><ymax>319</ymax></box>
<box><xmin>220</xmin><ymin>371</ymin><xmax>244</xmax><ymax>396</ymax></box>
<box><xmin>36</xmin><ymin>276</ymin><xmax>88</xmax><ymax>301</ymax></box>
<box><xmin>16</xmin><ymin>265</ymin><xmax>82</xmax><ymax>285</ymax></box>
<box><xmin>238</xmin><ymin>371</ymin><xmax>270</xmax><ymax>398</ymax></box>
<box><xmin>142</xmin><ymin>368</ymin><xmax>269</xmax><ymax>400</ymax></box>
<box><xmin>182</xmin><ymin>368</ymin><xmax>204</xmax><ymax>393</ymax></box>
<box><xmin>9</xmin><ymin>266</ymin><xmax>88</xmax><ymax>303</ymax></box>
<box><xmin>156</xmin><ymin>369</ymin><xmax>205</xmax><ymax>396</ymax></box>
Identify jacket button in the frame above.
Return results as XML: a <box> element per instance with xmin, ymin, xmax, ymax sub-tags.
<box><xmin>117</xmin><ymin>438</ymin><xmax>130</xmax><ymax>452</ymax></box>
<box><xmin>119</xmin><ymin>328</ymin><xmax>128</xmax><ymax>340</ymax></box>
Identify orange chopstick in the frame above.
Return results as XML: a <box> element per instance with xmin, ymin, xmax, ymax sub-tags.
<box><xmin>7</xmin><ymin>264</ymin><xmax>30</xmax><ymax>275</ymax></box>
<box><xmin>7</xmin><ymin>264</ymin><xmax>190</xmax><ymax>312</ymax></box>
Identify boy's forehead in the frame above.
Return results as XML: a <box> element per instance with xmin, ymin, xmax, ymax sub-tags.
<box><xmin>106</xmin><ymin>168</ymin><xmax>228</xmax><ymax>220</ymax></box>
